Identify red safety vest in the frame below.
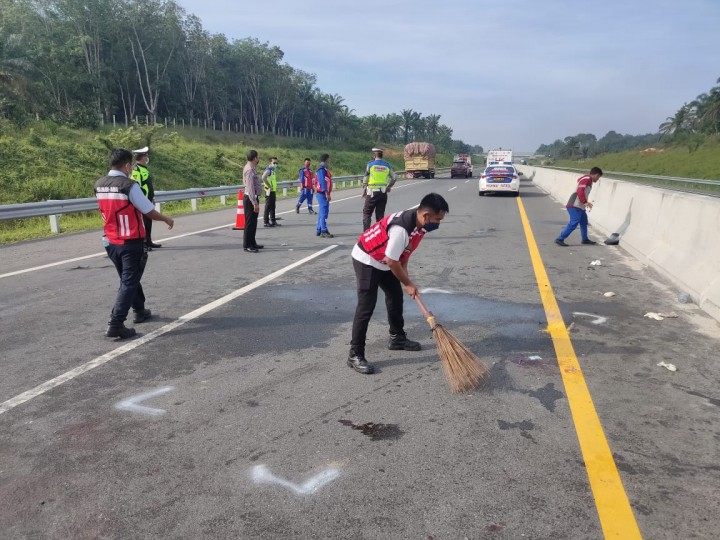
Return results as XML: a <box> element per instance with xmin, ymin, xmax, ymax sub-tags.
<box><xmin>94</xmin><ymin>175</ymin><xmax>146</xmax><ymax>244</ymax></box>
<box><xmin>299</xmin><ymin>168</ymin><xmax>314</xmax><ymax>189</ymax></box>
<box><xmin>357</xmin><ymin>210</ymin><xmax>425</xmax><ymax>265</ymax></box>
<box><xmin>313</xmin><ymin>169</ymin><xmax>333</xmax><ymax>193</ymax></box>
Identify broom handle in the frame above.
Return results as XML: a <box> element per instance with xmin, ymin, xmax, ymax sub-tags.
<box><xmin>414</xmin><ymin>294</ymin><xmax>433</xmax><ymax>318</ymax></box>
<box><xmin>414</xmin><ymin>294</ymin><xmax>438</xmax><ymax>329</ymax></box>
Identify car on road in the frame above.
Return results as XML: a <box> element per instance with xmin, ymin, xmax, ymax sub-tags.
<box><xmin>450</xmin><ymin>160</ymin><xmax>472</xmax><ymax>178</ymax></box>
<box><xmin>478</xmin><ymin>164</ymin><xmax>520</xmax><ymax>196</ymax></box>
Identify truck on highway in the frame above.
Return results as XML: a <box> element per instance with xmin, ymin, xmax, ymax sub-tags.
<box><xmin>454</xmin><ymin>153</ymin><xmax>472</xmax><ymax>167</ymax></box>
<box><xmin>486</xmin><ymin>149</ymin><xmax>513</xmax><ymax>166</ymax></box>
<box><xmin>404</xmin><ymin>142</ymin><xmax>436</xmax><ymax>179</ymax></box>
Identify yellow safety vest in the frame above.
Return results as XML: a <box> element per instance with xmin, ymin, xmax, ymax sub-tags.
<box><xmin>264</xmin><ymin>168</ymin><xmax>277</xmax><ymax>192</ymax></box>
<box><xmin>131</xmin><ymin>165</ymin><xmax>150</xmax><ymax>198</ymax></box>
<box><xmin>367</xmin><ymin>161</ymin><xmax>391</xmax><ymax>188</ymax></box>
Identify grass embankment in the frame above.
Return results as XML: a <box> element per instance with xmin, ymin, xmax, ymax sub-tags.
<box><xmin>550</xmin><ymin>136</ymin><xmax>720</xmax><ymax>179</ymax></box>
<box><xmin>0</xmin><ymin>121</ymin><xmax>452</xmax><ymax>243</ymax></box>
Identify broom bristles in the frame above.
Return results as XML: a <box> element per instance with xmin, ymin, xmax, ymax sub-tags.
<box><xmin>431</xmin><ymin>323</ymin><xmax>489</xmax><ymax>393</ymax></box>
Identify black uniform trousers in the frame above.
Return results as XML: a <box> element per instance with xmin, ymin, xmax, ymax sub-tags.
<box><xmin>243</xmin><ymin>194</ymin><xmax>260</xmax><ymax>248</ymax></box>
<box><xmin>143</xmin><ymin>214</ymin><xmax>153</xmax><ymax>244</ymax></box>
<box><xmin>106</xmin><ymin>239</ymin><xmax>147</xmax><ymax>327</ymax></box>
<box><xmin>263</xmin><ymin>191</ymin><xmax>277</xmax><ymax>224</ymax></box>
<box><xmin>350</xmin><ymin>257</ymin><xmax>404</xmax><ymax>355</ymax></box>
<box><xmin>362</xmin><ymin>191</ymin><xmax>388</xmax><ymax>231</ymax></box>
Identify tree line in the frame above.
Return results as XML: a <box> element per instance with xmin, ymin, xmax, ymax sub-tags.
<box><xmin>0</xmin><ymin>0</ymin><xmax>480</xmax><ymax>154</ymax></box>
<box><xmin>536</xmin><ymin>76</ymin><xmax>720</xmax><ymax>159</ymax></box>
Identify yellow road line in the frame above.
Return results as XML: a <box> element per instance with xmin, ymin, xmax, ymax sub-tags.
<box><xmin>516</xmin><ymin>198</ymin><xmax>642</xmax><ymax>539</ymax></box>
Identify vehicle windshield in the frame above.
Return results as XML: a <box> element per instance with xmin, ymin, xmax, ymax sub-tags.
<box><xmin>485</xmin><ymin>166</ymin><xmax>515</xmax><ymax>175</ymax></box>
<box><xmin>453</xmin><ymin>161</ymin><xmax>467</xmax><ymax>165</ymax></box>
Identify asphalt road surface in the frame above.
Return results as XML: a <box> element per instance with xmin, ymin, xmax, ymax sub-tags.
<box><xmin>1</xmin><ymin>175</ymin><xmax>718</xmax><ymax>539</ymax></box>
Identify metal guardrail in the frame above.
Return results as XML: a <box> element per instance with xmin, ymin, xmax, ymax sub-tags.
<box><xmin>548</xmin><ymin>167</ymin><xmax>720</xmax><ymax>196</ymax></box>
<box><xmin>0</xmin><ymin>168</ymin><xmax>449</xmax><ymax>233</ymax></box>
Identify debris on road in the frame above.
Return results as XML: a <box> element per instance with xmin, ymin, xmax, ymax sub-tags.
<box><xmin>609</xmin><ymin>273</ymin><xmax>640</xmax><ymax>280</ymax></box>
<box><xmin>658</xmin><ymin>311</ymin><xmax>679</xmax><ymax>318</ymax></box>
<box><xmin>657</xmin><ymin>361</ymin><xmax>677</xmax><ymax>372</ymax></box>
<box><xmin>604</xmin><ymin>232</ymin><xmax>620</xmax><ymax>245</ymax></box>
<box><xmin>590</xmin><ymin>260</ymin><xmax>602</xmax><ymax>266</ymax></box>
<box><xmin>644</xmin><ymin>312</ymin><xmax>665</xmax><ymax>321</ymax></box>
<box><xmin>604</xmin><ymin>292</ymin><xmax>616</xmax><ymax>297</ymax></box>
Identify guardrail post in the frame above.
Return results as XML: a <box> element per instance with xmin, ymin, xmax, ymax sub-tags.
<box><xmin>155</xmin><ymin>202</ymin><xmax>162</xmax><ymax>213</ymax></box>
<box><xmin>282</xmin><ymin>188</ymin><xmax>287</xmax><ymax>197</ymax></box>
<box><xmin>49</xmin><ymin>214</ymin><xmax>60</xmax><ymax>233</ymax></box>
<box><xmin>191</xmin><ymin>199</ymin><xmax>198</xmax><ymax>211</ymax></box>
<box><xmin>220</xmin><ymin>195</ymin><xmax>227</xmax><ymax>205</ymax></box>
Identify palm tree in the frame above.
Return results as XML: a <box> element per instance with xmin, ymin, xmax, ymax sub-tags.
<box><xmin>658</xmin><ymin>103</ymin><xmax>697</xmax><ymax>138</ymax></box>
<box><xmin>425</xmin><ymin>114</ymin><xmax>441</xmax><ymax>141</ymax></box>
<box><xmin>0</xmin><ymin>33</ymin><xmax>33</xmax><ymax>104</ymax></box>
<box><xmin>401</xmin><ymin>108</ymin><xmax>416</xmax><ymax>143</ymax></box>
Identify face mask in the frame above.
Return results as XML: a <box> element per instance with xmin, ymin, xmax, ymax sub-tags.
<box><xmin>144</xmin><ymin>158</ymin><xmax>150</xmax><ymax>166</ymax></box>
<box><xmin>423</xmin><ymin>222</ymin><xmax>440</xmax><ymax>232</ymax></box>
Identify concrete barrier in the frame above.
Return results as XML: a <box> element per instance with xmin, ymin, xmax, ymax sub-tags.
<box><xmin>519</xmin><ymin>166</ymin><xmax>720</xmax><ymax>323</ymax></box>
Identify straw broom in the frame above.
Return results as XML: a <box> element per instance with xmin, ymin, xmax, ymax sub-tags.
<box><xmin>414</xmin><ymin>294</ymin><xmax>489</xmax><ymax>393</ymax></box>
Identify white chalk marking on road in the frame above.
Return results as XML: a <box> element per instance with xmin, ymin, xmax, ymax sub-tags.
<box><xmin>1</xmin><ymin>179</ymin><xmax>432</xmax><ymax>280</ymax></box>
<box><xmin>0</xmin><ymin>245</ymin><xmax>338</xmax><ymax>416</ymax></box>
<box><xmin>448</xmin><ymin>186</ymin><xmax>457</xmax><ymax>192</ymax></box>
<box><xmin>251</xmin><ymin>464</ymin><xmax>340</xmax><ymax>495</ymax></box>
<box><xmin>114</xmin><ymin>386</ymin><xmax>174</xmax><ymax>416</ymax></box>
<box><xmin>419</xmin><ymin>288</ymin><xmax>453</xmax><ymax>294</ymax></box>
<box><xmin>572</xmin><ymin>312</ymin><xmax>608</xmax><ymax>325</ymax></box>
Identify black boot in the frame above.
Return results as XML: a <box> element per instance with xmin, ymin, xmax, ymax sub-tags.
<box><xmin>133</xmin><ymin>308</ymin><xmax>152</xmax><ymax>323</ymax></box>
<box><xmin>105</xmin><ymin>324</ymin><xmax>137</xmax><ymax>339</ymax></box>
<box><xmin>388</xmin><ymin>332</ymin><xmax>421</xmax><ymax>351</ymax></box>
<box><xmin>347</xmin><ymin>351</ymin><xmax>375</xmax><ymax>374</ymax></box>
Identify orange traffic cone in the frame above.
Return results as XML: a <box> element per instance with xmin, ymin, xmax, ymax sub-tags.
<box><xmin>232</xmin><ymin>189</ymin><xmax>245</xmax><ymax>230</ymax></box>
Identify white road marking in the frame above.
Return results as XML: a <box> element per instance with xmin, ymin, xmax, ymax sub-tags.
<box><xmin>448</xmin><ymin>186</ymin><xmax>457</xmax><ymax>192</ymax></box>
<box><xmin>251</xmin><ymin>464</ymin><xmax>340</xmax><ymax>495</ymax></box>
<box><xmin>572</xmin><ymin>312</ymin><xmax>608</xmax><ymax>325</ymax></box>
<box><xmin>419</xmin><ymin>288</ymin><xmax>453</xmax><ymax>294</ymax></box>
<box><xmin>0</xmin><ymin>179</ymin><xmax>431</xmax><ymax>280</ymax></box>
<box><xmin>0</xmin><ymin>245</ymin><xmax>338</xmax><ymax>415</ymax></box>
<box><xmin>114</xmin><ymin>386</ymin><xmax>174</xmax><ymax>416</ymax></box>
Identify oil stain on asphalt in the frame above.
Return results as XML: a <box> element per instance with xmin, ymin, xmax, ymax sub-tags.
<box><xmin>338</xmin><ymin>420</ymin><xmax>405</xmax><ymax>441</ymax></box>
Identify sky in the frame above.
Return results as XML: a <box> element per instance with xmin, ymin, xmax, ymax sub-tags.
<box><xmin>175</xmin><ymin>0</ymin><xmax>719</xmax><ymax>152</ymax></box>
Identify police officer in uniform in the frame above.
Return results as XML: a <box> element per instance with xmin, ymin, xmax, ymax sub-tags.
<box><xmin>131</xmin><ymin>146</ymin><xmax>162</xmax><ymax>250</ymax></box>
<box><xmin>262</xmin><ymin>156</ymin><xmax>281</xmax><ymax>227</ymax></box>
<box><xmin>362</xmin><ymin>147</ymin><xmax>397</xmax><ymax>231</ymax></box>
<box><xmin>95</xmin><ymin>149</ymin><xmax>174</xmax><ymax>338</ymax></box>
<box><xmin>348</xmin><ymin>192</ymin><xmax>449</xmax><ymax>374</ymax></box>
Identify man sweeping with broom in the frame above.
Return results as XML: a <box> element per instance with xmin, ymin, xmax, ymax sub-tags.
<box><xmin>348</xmin><ymin>193</ymin><xmax>449</xmax><ymax>375</ymax></box>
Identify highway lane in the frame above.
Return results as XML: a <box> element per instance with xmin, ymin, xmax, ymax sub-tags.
<box><xmin>1</xmin><ymin>175</ymin><xmax>718</xmax><ymax>539</ymax></box>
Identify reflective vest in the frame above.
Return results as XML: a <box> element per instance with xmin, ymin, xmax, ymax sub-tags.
<box><xmin>264</xmin><ymin>167</ymin><xmax>277</xmax><ymax>192</ymax></box>
<box><xmin>299</xmin><ymin>167</ymin><xmax>314</xmax><ymax>189</ymax></box>
<box><xmin>357</xmin><ymin>210</ymin><xmax>425</xmax><ymax>265</ymax></box>
<box><xmin>566</xmin><ymin>174</ymin><xmax>592</xmax><ymax>209</ymax></box>
<box><xmin>366</xmin><ymin>159</ymin><xmax>392</xmax><ymax>188</ymax></box>
<box><xmin>94</xmin><ymin>175</ymin><xmax>146</xmax><ymax>244</ymax></box>
<box><xmin>131</xmin><ymin>164</ymin><xmax>152</xmax><ymax>199</ymax></box>
<box><xmin>313</xmin><ymin>167</ymin><xmax>332</xmax><ymax>193</ymax></box>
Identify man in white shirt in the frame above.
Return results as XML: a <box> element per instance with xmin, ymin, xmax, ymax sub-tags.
<box><xmin>348</xmin><ymin>193</ymin><xmax>449</xmax><ymax>374</ymax></box>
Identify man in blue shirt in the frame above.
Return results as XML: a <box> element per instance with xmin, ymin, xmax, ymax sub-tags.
<box><xmin>315</xmin><ymin>153</ymin><xmax>333</xmax><ymax>238</ymax></box>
